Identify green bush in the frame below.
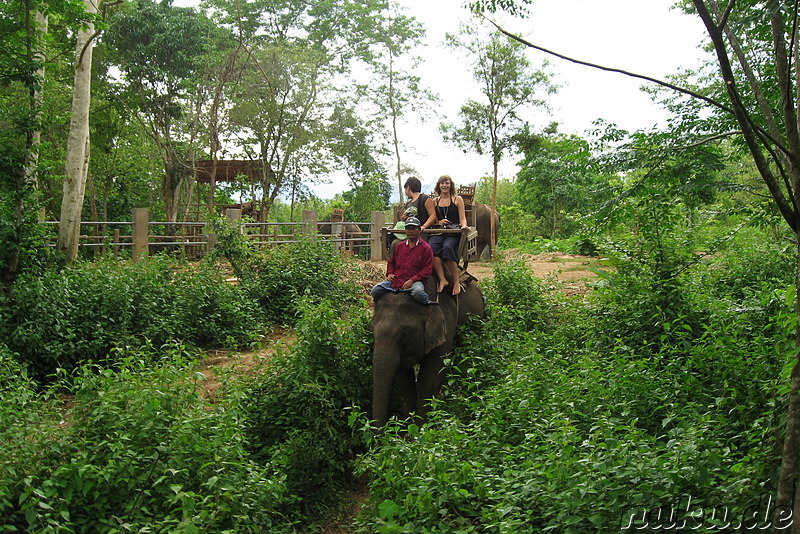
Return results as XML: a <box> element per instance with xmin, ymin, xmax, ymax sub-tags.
<box><xmin>482</xmin><ymin>255</ymin><xmax>555</xmax><ymax>334</ymax></box>
<box><xmin>0</xmin><ymin>342</ymin><xmax>283</xmax><ymax>533</ymax></box>
<box><xmin>583</xmin><ymin>252</ymin><xmax>706</xmax><ymax>354</ymax></box>
<box><xmin>239</xmin><ymin>298</ymin><xmax>372</xmax><ymax>527</ymax></box>
<box><xmin>356</xmin><ymin>332</ymin><xmax>776</xmax><ymax>533</ymax></box>
<box><xmin>354</xmin><ymin>241</ymin><xmax>782</xmax><ymax>533</ymax></box>
<box><xmin>241</xmin><ymin>236</ymin><xmax>360</xmax><ymax>326</ymax></box>
<box><xmin>2</xmin><ymin>256</ymin><xmax>262</xmax><ymax>380</ymax></box>
<box><xmin>496</xmin><ymin>205</ymin><xmax>545</xmax><ymax>248</ymax></box>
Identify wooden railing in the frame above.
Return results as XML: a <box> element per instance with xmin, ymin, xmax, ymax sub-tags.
<box><xmin>45</xmin><ymin>209</ymin><xmax>388</xmax><ymax>262</ymax></box>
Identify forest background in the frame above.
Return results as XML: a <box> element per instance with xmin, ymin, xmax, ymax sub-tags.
<box><xmin>4</xmin><ymin>0</ymin><xmax>800</xmax><ymax>532</ymax></box>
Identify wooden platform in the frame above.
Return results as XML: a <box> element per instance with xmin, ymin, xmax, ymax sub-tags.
<box><xmin>379</xmin><ymin>226</ymin><xmax>479</xmax><ymax>275</ymax></box>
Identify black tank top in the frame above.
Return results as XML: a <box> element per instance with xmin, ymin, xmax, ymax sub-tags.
<box><xmin>435</xmin><ymin>198</ymin><xmax>459</xmax><ymax>224</ymax></box>
<box><xmin>405</xmin><ymin>193</ymin><xmax>429</xmax><ymax>220</ymax></box>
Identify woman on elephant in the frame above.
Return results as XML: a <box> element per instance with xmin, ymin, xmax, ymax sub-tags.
<box><xmin>427</xmin><ymin>175</ymin><xmax>469</xmax><ymax>295</ymax></box>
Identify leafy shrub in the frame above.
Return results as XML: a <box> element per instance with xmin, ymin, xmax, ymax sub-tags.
<box><xmin>703</xmin><ymin>231</ymin><xmax>794</xmax><ymax>298</ymax></box>
<box><xmin>356</xmin><ymin>332</ymin><xmax>775</xmax><ymax>533</ymax></box>
<box><xmin>2</xmin><ymin>256</ymin><xmax>263</xmax><ymax>380</ymax></box>
<box><xmin>0</xmin><ymin>191</ymin><xmax>55</xmax><ymax>285</ymax></box>
<box><xmin>482</xmin><ymin>254</ymin><xmax>555</xmax><ymax>334</ymax></box>
<box><xmin>0</xmin><ymin>342</ymin><xmax>282</xmax><ymax>533</ymax></box>
<box><xmin>355</xmin><ymin>241</ymin><xmax>781</xmax><ymax>533</ymax></box>
<box><xmin>496</xmin><ymin>204</ymin><xmax>545</xmax><ymax>248</ymax></box>
<box><xmin>241</xmin><ymin>236</ymin><xmax>360</xmax><ymax>325</ymax></box>
<box><xmin>239</xmin><ymin>298</ymin><xmax>372</xmax><ymax>526</ymax></box>
<box><xmin>583</xmin><ymin>249</ymin><xmax>706</xmax><ymax>353</ymax></box>
<box><xmin>206</xmin><ymin>214</ymin><xmax>256</xmax><ymax>277</ymax></box>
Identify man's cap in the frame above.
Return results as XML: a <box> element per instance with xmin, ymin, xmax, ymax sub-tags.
<box><xmin>404</xmin><ymin>217</ymin><xmax>421</xmax><ymax>227</ymax></box>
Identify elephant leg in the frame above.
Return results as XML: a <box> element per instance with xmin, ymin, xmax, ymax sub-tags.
<box><xmin>397</xmin><ymin>368</ymin><xmax>417</xmax><ymax>421</ymax></box>
<box><xmin>373</xmin><ymin>357</ymin><xmax>400</xmax><ymax>426</ymax></box>
<box><xmin>415</xmin><ymin>355</ymin><xmax>445</xmax><ymax>423</ymax></box>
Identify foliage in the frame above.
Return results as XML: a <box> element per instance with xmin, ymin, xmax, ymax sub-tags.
<box><xmin>441</xmin><ymin>26</ymin><xmax>555</xmax><ymax>165</ymax></box>
<box><xmin>104</xmin><ymin>0</ymin><xmax>217</xmax><ymax>222</ymax></box>
<box><xmin>495</xmin><ymin>203</ymin><xmax>546</xmax><ymax>247</ymax></box>
<box><xmin>355</xmin><ymin>249</ymin><xmax>783</xmax><ymax>533</ymax></box>
<box><xmin>2</xmin><ymin>256</ymin><xmax>262</xmax><ymax>380</ymax></box>
<box><xmin>239</xmin><ymin>298</ymin><xmax>372</xmax><ymax>526</ymax></box>
<box><xmin>0</xmin><ymin>343</ymin><xmax>283</xmax><ymax>533</ymax></box>
<box><xmin>241</xmin><ymin>235</ymin><xmax>361</xmax><ymax>326</ymax></box>
<box><xmin>339</xmin><ymin>175</ymin><xmax>392</xmax><ymax>223</ymax></box>
<box><xmin>0</xmin><ymin>191</ymin><xmax>55</xmax><ymax>283</ymax></box>
<box><xmin>207</xmin><ymin>213</ymin><xmax>256</xmax><ymax>277</ymax></box>
<box><xmin>514</xmin><ymin>129</ymin><xmax>603</xmax><ymax>238</ymax></box>
<box><xmin>474</xmin><ymin>175</ymin><xmax>515</xmax><ymax>206</ymax></box>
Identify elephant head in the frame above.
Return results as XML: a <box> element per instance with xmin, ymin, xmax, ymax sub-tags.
<box><xmin>371</xmin><ymin>278</ymin><xmax>485</xmax><ymax>426</ymax></box>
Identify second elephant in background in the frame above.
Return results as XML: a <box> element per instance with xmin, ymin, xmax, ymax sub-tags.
<box><xmin>472</xmin><ymin>203</ymin><xmax>500</xmax><ymax>260</ymax></box>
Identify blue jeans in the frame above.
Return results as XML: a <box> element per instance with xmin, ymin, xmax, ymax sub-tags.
<box><xmin>371</xmin><ymin>280</ymin><xmax>432</xmax><ymax>304</ymax></box>
<box><xmin>428</xmin><ymin>233</ymin><xmax>461</xmax><ymax>262</ymax></box>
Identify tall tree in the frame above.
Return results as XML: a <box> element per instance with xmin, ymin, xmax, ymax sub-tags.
<box><xmin>366</xmin><ymin>4</ymin><xmax>432</xmax><ymax>200</ymax></box>
<box><xmin>0</xmin><ymin>0</ymin><xmax>88</xmax><ymax>284</ymax></box>
<box><xmin>104</xmin><ymin>0</ymin><xmax>213</xmax><ymax>224</ymax></box>
<box><xmin>57</xmin><ymin>0</ymin><xmax>99</xmax><ymax>262</ymax></box>
<box><xmin>475</xmin><ymin>0</ymin><xmax>800</xmax><ymax>528</ymax></box>
<box><xmin>441</xmin><ymin>22</ymin><xmax>556</xmax><ymax>255</ymax></box>
<box><xmin>514</xmin><ymin>127</ymin><xmax>598</xmax><ymax>238</ymax></box>
<box><xmin>225</xmin><ymin>44</ymin><xmax>331</xmax><ymax>221</ymax></box>
<box><xmin>208</xmin><ymin>0</ymin><xmax>402</xmax><ymax>216</ymax></box>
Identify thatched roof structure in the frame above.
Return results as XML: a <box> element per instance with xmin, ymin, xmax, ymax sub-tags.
<box><xmin>193</xmin><ymin>160</ymin><xmax>261</xmax><ymax>183</ymax></box>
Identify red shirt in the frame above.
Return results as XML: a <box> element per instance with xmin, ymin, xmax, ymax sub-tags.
<box><xmin>387</xmin><ymin>238</ymin><xmax>433</xmax><ymax>289</ymax></box>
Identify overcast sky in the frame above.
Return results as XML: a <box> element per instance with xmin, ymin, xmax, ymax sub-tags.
<box><xmin>314</xmin><ymin>0</ymin><xmax>710</xmax><ymax>200</ymax></box>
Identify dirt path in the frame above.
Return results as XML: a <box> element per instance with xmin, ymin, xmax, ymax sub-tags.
<box><xmin>195</xmin><ymin>326</ymin><xmax>295</xmax><ymax>400</ymax></box>
<box><xmin>465</xmin><ymin>250</ymin><xmax>599</xmax><ymax>297</ymax></box>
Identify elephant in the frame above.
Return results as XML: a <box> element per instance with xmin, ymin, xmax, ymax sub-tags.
<box><xmin>371</xmin><ymin>277</ymin><xmax>485</xmax><ymax>426</ymax></box>
<box><xmin>472</xmin><ymin>203</ymin><xmax>500</xmax><ymax>260</ymax></box>
<box><xmin>318</xmin><ymin>220</ymin><xmax>363</xmax><ymax>255</ymax></box>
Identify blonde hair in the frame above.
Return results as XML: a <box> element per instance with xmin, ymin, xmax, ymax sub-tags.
<box><xmin>434</xmin><ymin>175</ymin><xmax>457</xmax><ymax>196</ymax></box>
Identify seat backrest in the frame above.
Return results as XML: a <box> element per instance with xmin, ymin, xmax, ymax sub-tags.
<box><xmin>458</xmin><ymin>184</ymin><xmax>476</xmax><ymax>205</ymax></box>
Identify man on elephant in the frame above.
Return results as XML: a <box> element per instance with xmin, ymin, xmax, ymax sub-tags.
<box><xmin>401</xmin><ymin>177</ymin><xmax>436</xmax><ymax>229</ymax></box>
<box><xmin>371</xmin><ymin>217</ymin><xmax>439</xmax><ymax>306</ymax></box>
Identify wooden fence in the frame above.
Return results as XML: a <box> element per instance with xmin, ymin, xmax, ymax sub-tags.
<box><xmin>45</xmin><ymin>209</ymin><xmax>388</xmax><ymax>262</ymax></box>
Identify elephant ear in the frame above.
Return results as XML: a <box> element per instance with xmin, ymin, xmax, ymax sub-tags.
<box><xmin>423</xmin><ymin>305</ymin><xmax>447</xmax><ymax>353</ymax></box>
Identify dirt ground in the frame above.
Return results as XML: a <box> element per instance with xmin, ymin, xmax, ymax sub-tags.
<box><xmin>441</xmin><ymin>250</ymin><xmax>598</xmax><ymax>297</ymax></box>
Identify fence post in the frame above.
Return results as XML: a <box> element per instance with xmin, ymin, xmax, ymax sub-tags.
<box><xmin>302</xmin><ymin>210</ymin><xmax>318</xmax><ymax>237</ymax></box>
<box><xmin>132</xmin><ymin>208</ymin><xmax>149</xmax><ymax>262</ymax></box>
<box><xmin>226</xmin><ymin>208</ymin><xmax>242</xmax><ymax>223</ymax></box>
<box><xmin>113</xmin><ymin>229</ymin><xmax>120</xmax><ymax>257</ymax></box>
<box><xmin>370</xmin><ymin>210</ymin><xmax>385</xmax><ymax>261</ymax></box>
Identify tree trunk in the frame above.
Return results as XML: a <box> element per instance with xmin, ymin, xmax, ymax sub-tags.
<box><xmin>24</xmin><ymin>10</ymin><xmax>47</xmax><ymax>216</ymax></box>
<box><xmin>490</xmin><ymin>159</ymin><xmax>498</xmax><ymax>260</ymax></box>
<box><xmin>87</xmin><ymin>173</ymin><xmax>99</xmax><ymax>258</ymax></box>
<box><xmin>779</xmin><ymin>238</ymin><xmax>800</xmax><ymax>532</ymax></box>
<box><xmin>163</xmin><ymin>164</ymin><xmax>182</xmax><ymax>227</ymax></box>
<box><xmin>57</xmin><ymin>0</ymin><xmax>98</xmax><ymax>263</ymax></box>
<box><xmin>388</xmin><ymin>50</ymin><xmax>403</xmax><ymax>201</ymax></box>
